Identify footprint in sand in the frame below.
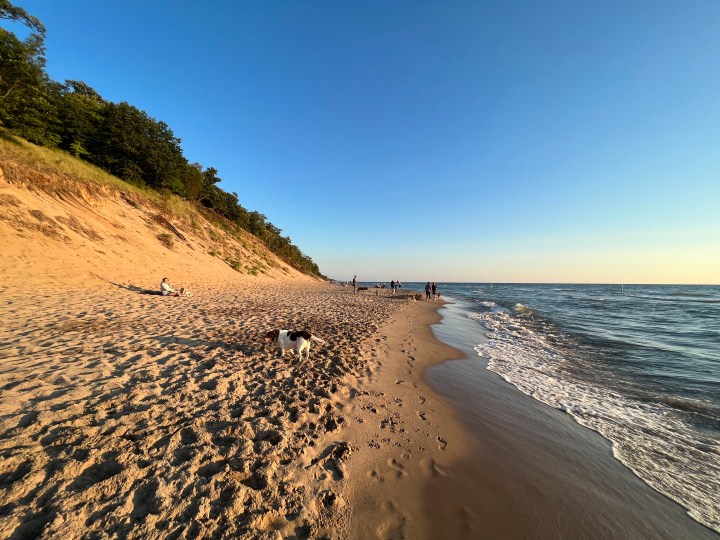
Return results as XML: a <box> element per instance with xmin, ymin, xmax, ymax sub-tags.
<box><xmin>368</xmin><ymin>469</ymin><xmax>384</xmax><ymax>483</ymax></box>
<box><xmin>377</xmin><ymin>500</ymin><xmax>406</xmax><ymax>539</ymax></box>
<box><xmin>437</xmin><ymin>436</ymin><xmax>448</xmax><ymax>450</ymax></box>
<box><xmin>387</xmin><ymin>458</ymin><xmax>407</xmax><ymax>479</ymax></box>
<box><xmin>423</xmin><ymin>457</ymin><xmax>449</xmax><ymax>477</ymax></box>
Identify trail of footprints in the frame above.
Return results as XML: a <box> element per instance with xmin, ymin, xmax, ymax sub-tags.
<box><xmin>0</xmin><ymin>284</ymin><xmax>409</xmax><ymax>539</ymax></box>
<box><xmin>352</xmin><ymin>320</ymin><xmax>452</xmax><ymax>540</ymax></box>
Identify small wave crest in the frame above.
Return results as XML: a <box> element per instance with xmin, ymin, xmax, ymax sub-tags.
<box><xmin>628</xmin><ymin>293</ymin><xmax>720</xmax><ymax>305</ymax></box>
<box><xmin>668</xmin><ymin>291</ymin><xmax>715</xmax><ymax>298</ymax></box>
<box><xmin>658</xmin><ymin>396</ymin><xmax>719</xmax><ymax>419</ymax></box>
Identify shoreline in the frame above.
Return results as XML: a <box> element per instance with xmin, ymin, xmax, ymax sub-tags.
<box><xmin>422</xmin><ymin>298</ymin><xmax>719</xmax><ymax>539</ymax></box>
<box><xmin>2</xmin><ymin>280</ymin><xmax>717</xmax><ymax>539</ymax></box>
<box><xmin>336</xmin><ymin>294</ymin><xmax>718</xmax><ymax>538</ymax></box>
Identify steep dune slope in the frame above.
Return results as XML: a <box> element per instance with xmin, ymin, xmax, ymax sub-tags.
<box><xmin>0</xmin><ymin>140</ymin><xmax>316</xmax><ymax>292</ymax></box>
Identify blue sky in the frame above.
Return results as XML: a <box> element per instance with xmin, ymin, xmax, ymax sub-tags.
<box><xmin>12</xmin><ymin>1</ymin><xmax>720</xmax><ymax>283</ymax></box>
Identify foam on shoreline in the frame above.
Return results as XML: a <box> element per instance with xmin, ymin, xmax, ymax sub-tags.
<box><xmin>422</xmin><ymin>299</ymin><xmax>720</xmax><ymax>539</ymax></box>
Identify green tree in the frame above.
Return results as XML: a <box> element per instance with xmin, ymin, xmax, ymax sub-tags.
<box><xmin>0</xmin><ymin>0</ymin><xmax>45</xmax><ymax>36</ymax></box>
<box><xmin>0</xmin><ymin>1</ymin><xmax>59</xmax><ymax>145</ymax></box>
<box><xmin>93</xmin><ymin>102</ymin><xmax>188</xmax><ymax>192</ymax></box>
<box><xmin>0</xmin><ymin>29</ymin><xmax>59</xmax><ymax>145</ymax></box>
<box><xmin>94</xmin><ymin>101</ymin><xmax>147</xmax><ymax>184</ymax></box>
<box><xmin>56</xmin><ymin>80</ymin><xmax>104</xmax><ymax>157</ymax></box>
<box><xmin>183</xmin><ymin>162</ymin><xmax>205</xmax><ymax>201</ymax></box>
<box><xmin>143</xmin><ymin>118</ymin><xmax>185</xmax><ymax>192</ymax></box>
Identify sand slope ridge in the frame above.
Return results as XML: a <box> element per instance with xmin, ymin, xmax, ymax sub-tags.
<box><xmin>0</xmin><ymin>156</ymin><xmax>314</xmax><ymax>291</ymax></box>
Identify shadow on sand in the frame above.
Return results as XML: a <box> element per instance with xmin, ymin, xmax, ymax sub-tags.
<box><xmin>110</xmin><ymin>282</ymin><xmax>162</xmax><ymax>295</ymax></box>
<box><xmin>149</xmin><ymin>335</ymin><xmax>259</xmax><ymax>357</ymax></box>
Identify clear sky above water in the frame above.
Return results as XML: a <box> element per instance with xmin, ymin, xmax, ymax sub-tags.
<box><xmin>12</xmin><ymin>1</ymin><xmax>720</xmax><ymax>283</ymax></box>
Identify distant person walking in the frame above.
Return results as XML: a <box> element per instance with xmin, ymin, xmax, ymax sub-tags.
<box><xmin>431</xmin><ymin>282</ymin><xmax>437</xmax><ymax>300</ymax></box>
<box><xmin>391</xmin><ymin>280</ymin><xmax>396</xmax><ymax>294</ymax></box>
<box><xmin>352</xmin><ymin>275</ymin><xmax>357</xmax><ymax>293</ymax></box>
<box><xmin>425</xmin><ymin>282</ymin><xmax>432</xmax><ymax>300</ymax></box>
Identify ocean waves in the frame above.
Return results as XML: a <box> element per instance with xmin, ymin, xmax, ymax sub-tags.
<box><xmin>468</xmin><ymin>305</ymin><xmax>720</xmax><ymax>533</ymax></box>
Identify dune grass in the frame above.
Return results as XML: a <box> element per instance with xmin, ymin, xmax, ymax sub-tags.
<box><xmin>0</xmin><ymin>134</ymin><xmax>198</xmax><ymax>220</ymax></box>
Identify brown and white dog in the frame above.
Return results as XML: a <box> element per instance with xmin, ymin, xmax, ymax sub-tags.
<box><xmin>264</xmin><ymin>329</ymin><xmax>326</xmax><ymax>361</ymax></box>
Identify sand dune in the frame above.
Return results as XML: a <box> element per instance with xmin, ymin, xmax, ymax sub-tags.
<box><xmin>0</xmin><ymin>157</ymin><xmax>313</xmax><ymax>290</ymax></box>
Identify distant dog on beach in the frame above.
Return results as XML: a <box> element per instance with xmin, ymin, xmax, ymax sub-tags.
<box><xmin>357</xmin><ymin>286</ymin><xmax>368</xmax><ymax>292</ymax></box>
<box><xmin>264</xmin><ymin>329</ymin><xmax>327</xmax><ymax>361</ymax></box>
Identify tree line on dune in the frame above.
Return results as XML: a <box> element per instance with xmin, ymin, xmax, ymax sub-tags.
<box><xmin>0</xmin><ymin>1</ymin><xmax>323</xmax><ymax>278</ymax></box>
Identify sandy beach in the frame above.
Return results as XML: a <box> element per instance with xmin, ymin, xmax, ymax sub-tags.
<box><xmin>0</xmin><ymin>153</ymin><xmax>474</xmax><ymax>539</ymax></box>
<box><xmin>2</xmin><ymin>159</ymin><xmax>717</xmax><ymax>539</ymax></box>
<box><xmin>2</xmin><ymin>159</ymin><xmax>429</xmax><ymax>539</ymax></box>
<box><xmin>0</xmin><ymin>276</ymin><xmax>414</xmax><ymax>539</ymax></box>
<box><xmin>6</xmin><ymin>278</ymin><xmax>717</xmax><ymax>540</ymax></box>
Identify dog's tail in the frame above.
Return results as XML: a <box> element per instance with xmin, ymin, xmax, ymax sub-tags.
<box><xmin>310</xmin><ymin>335</ymin><xmax>326</xmax><ymax>345</ymax></box>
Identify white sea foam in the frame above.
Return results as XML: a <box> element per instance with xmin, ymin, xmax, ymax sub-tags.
<box><xmin>468</xmin><ymin>309</ymin><xmax>720</xmax><ymax>533</ymax></box>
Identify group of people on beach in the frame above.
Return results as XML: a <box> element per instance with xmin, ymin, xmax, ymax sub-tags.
<box><xmin>350</xmin><ymin>275</ymin><xmax>403</xmax><ymax>294</ymax></box>
<box><xmin>349</xmin><ymin>276</ymin><xmax>440</xmax><ymax>300</ymax></box>
<box><xmin>425</xmin><ymin>281</ymin><xmax>439</xmax><ymax>300</ymax></box>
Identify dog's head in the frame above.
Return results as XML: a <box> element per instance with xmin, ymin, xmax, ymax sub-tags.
<box><xmin>264</xmin><ymin>329</ymin><xmax>280</xmax><ymax>343</ymax></box>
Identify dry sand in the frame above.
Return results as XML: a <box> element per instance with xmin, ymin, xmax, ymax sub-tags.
<box><xmin>1</xmin><ymin>275</ymin><xmax>463</xmax><ymax>539</ymax></box>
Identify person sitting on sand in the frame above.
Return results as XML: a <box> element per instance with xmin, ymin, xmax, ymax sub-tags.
<box><xmin>160</xmin><ymin>277</ymin><xmax>190</xmax><ymax>297</ymax></box>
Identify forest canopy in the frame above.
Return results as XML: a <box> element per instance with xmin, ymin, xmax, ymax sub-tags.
<box><xmin>0</xmin><ymin>0</ymin><xmax>323</xmax><ymax>277</ymax></box>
